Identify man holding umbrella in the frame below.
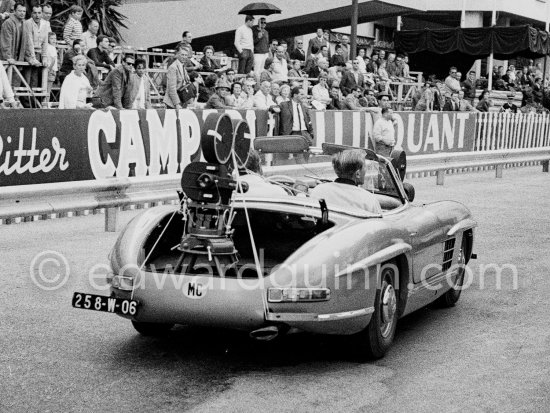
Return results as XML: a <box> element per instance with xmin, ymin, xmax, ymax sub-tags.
<box><xmin>236</xmin><ymin>3</ymin><xmax>282</xmax><ymax>75</ymax></box>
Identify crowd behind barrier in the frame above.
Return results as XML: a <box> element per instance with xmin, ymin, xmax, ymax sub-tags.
<box><xmin>0</xmin><ymin>108</ymin><xmax>549</xmax><ymax>189</ymax></box>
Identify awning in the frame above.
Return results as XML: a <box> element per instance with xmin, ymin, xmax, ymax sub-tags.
<box><xmin>158</xmin><ymin>0</ymin><xmax>420</xmax><ymax>52</ymax></box>
<box><xmin>394</xmin><ymin>25</ymin><xmax>550</xmax><ymax>78</ymax></box>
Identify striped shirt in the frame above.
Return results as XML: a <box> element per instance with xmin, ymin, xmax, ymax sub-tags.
<box><xmin>63</xmin><ymin>17</ymin><xmax>82</xmax><ymax>46</ymax></box>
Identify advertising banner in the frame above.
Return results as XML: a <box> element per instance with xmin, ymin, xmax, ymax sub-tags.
<box><xmin>310</xmin><ymin>110</ymin><xmax>376</xmax><ymax>150</ymax></box>
<box><xmin>0</xmin><ymin>109</ymin><xmax>270</xmax><ymax>187</ymax></box>
<box><xmin>393</xmin><ymin>111</ymin><xmax>476</xmax><ymax>154</ymax></box>
<box><xmin>311</xmin><ymin>110</ymin><xmax>477</xmax><ymax>155</ymax></box>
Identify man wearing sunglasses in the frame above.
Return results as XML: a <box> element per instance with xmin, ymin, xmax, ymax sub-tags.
<box><xmin>289</xmin><ymin>39</ymin><xmax>305</xmax><ymax>62</ymax></box>
<box><xmin>95</xmin><ymin>54</ymin><xmax>135</xmax><ymax>109</ymax></box>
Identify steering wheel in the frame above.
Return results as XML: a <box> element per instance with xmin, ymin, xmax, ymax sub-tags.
<box><xmin>266</xmin><ymin>175</ymin><xmax>308</xmax><ymax>196</ymax></box>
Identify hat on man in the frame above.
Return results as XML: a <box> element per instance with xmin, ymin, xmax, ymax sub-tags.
<box><xmin>377</xmin><ymin>92</ymin><xmax>390</xmax><ymax>99</ymax></box>
<box><xmin>215</xmin><ymin>77</ymin><xmax>232</xmax><ymax>91</ymax></box>
<box><xmin>507</xmin><ymin>92</ymin><xmax>515</xmax><ymax>99</ymax></box>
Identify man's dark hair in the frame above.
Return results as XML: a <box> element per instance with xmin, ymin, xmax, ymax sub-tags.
<box><xmin>175</xmin><ymin>43</ymin><xmax>187</xmax><ymax>53</ymax></box>
<box><xmin>122</xmin><ymin>54</ymin><xmax>134</xmax><ymax>62</ymax></box>
<box><xmin>310</xmin><ymin>45</ymin><xmax>319</xmax><ymax>55</ymax></box>
<box><xmin>230</xmin><ymin>82</ymin><xmax>242</xmax><ymax>94</ymax></box>
<box><xmin>245</xmin><ymin>149</ymin><xmax>262</xmax><ymax>174</ymax></box>
<box><xmin>290</xmin><ymin>86</ymin><xmax>302</xmax><ymax>98</ymax></box>
<box><xmin>245</xmin><ymin>15</ymin><xmax>254</xmax><ymax>22</ymax></box>
<box><xmin>72</xmin><ymin>39</ymin><xmax>82</xmax><ymax>47</ymax></box>
<box><xmin>96</xmin><ymin>34</ymin><xmax>108</xmax><ymax>46</ymax></box>
<box><xmin>135</xmin><ymin>58</ymin><xmax>146</xmax><ymax>68</ymax></box>
<box><xmin>188</xmin><ymin>71</ymin><xmax>200</xmax><ymax>82</ymax></box>
<box><xmin>13</xmin><ymin>1</ymin><xmax>25</xmax><ymax>10</ymax></box>
<box><xmin>279</xmin><ymin>40</ymin><xmax>287</xmax><ymax>45</ymax></box>
<box><xmin>204</xmin><ymin>73</ymin><xmax>218</xmax><ymax>88</ymax></box>
<box><xmin>182</xmin><ymin>31</ymin><xmax>190</xmax><ymax>38</ymax></box>
<box><xmin>335</xmin><ymin>44</ymin><xmax>343</xmax><ymax>51</ymax></box>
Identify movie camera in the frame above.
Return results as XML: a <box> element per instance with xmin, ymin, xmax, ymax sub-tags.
<box><xmin>177</xmin><ymin>113</ymin><xmax>251</xmax><ymax>276</ymax></box>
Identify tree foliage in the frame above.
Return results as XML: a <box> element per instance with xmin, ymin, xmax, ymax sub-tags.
<box><xmin>35</xmin><ymin>0</ymin><xmax>128</xmax><ymax>42</ymax></box>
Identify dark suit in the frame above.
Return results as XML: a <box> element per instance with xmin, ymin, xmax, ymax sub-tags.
<box><xmin>279</xmin><ymin>100</ymin><xmax>313</xmax><ymax>139</ymax></box>
<box><xmin>330</xmin><ymin>54</ymin><xmax>346</xmax><ymax>68</ymax></box>
<box><xmin>340</xmin><ymin>70</ymin><xmax>364</xmax><ymax>95</ymax></box>
<box><xmin>442</xmin><ymin>100</ymin><xmax>460</xmax><ymax>111</ymax></box>
<box><xmin>307</xmin><ymin>36</ymin><xmax>327</xmax><ymax>58</ymax></box>
<box><xmin>327</xmin><ymin>97</ymin><xmax>346</xmax><ymax>110</ymax></box>
<box><xmin>96</xmin><ymin>65</ymin><xmax>132</xmax><ymax>109</ymax></box>
<box><xmin>290</xmin><ymin>47</ymin><xmax>306</xmax><ymax>61</ymax></box>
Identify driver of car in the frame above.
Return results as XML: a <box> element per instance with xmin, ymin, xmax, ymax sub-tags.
<box><xmin>236</xmin><ymin>149</ymin><xmax>289</xmax><ymax>198</ymax></box>
<box><xmin>309</xmin><ymin>149</ymin><xmax>382</xmax><ymax>214</ymax></box>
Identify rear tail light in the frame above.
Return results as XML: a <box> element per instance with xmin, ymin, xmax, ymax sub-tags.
<box><xmin>268</xmin><ymin>288</ymin><xmax>331</xmax><ymax>303</ymax></box>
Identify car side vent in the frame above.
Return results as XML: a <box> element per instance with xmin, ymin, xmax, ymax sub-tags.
<box><xmin>442</xmin><ymin>238</ymin><xmax>456</xmax><ymax>271</ymax></box>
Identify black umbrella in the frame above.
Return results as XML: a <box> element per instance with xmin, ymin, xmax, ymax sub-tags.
<box><xmin>238</xmin><ymin>2</ymin><xmax>282</xmax><ymax>16</ymax></box>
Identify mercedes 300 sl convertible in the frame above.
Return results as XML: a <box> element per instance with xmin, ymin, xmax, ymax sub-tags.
<box><xmin>72</xmin><ymin>114</ymin><xmax>476</xmax><ymax>359</ymax></box>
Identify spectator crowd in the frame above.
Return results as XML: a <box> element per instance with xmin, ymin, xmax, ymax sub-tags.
<box><xmin>1</xmin><ymin>6</ymin><xmax>550</xmax><ymax>118</ymax></box>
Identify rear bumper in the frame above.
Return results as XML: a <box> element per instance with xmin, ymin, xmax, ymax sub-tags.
<box><xmin>112</xmin><ymin>272</ymin><xmax>267</xmax><ymax>330</ymax></box>
<box><xmin>111</xmin><ymin>271</ymin><xmax>373</xmax><ymax>335</ymax></box>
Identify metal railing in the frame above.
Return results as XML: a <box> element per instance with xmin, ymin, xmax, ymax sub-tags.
<box><xmin>1</xmin><ymin>148</ymin><xmax>548</xmax><ymax>230</ymax></box>
<box><xmin>476</xmin><ymin>112</ymin><xmax>550</xmax><ymax>151</ymax></box>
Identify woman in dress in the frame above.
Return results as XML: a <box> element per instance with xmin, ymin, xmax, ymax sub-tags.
<box><xmin>59</xmin><ymin>54</ymin><xmax>93</xmax><ymax>109</ymax></box>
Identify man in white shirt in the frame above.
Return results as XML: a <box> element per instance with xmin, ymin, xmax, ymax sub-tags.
<box><xmin>39</xmin><ymin>3</ymin><xmax>52</xmax><ymax>46</ymax></box>
<box><xmin>271</xmin><ymin>46</ymin><xmax>288</xmax><ymax>82</ymax></box>
<box><xmin>253</xmin><ymin>80</ymin><xmax>280</xmax><ymax>112</ymax></box>
<box><xmin>309</xmin><ymin>149</ymin><xmax>382</xmax><ymax>214</ymax></box>
<box><xmin>234</xmin><ymin>15</ymin><xmax>255</xmax><ymax>74</ymax></box>
<box><xmin>82</xmin><ymin>19</ymin><xmax>99</xmax><ymax>54</ymax></box>
<box><xmin>373</xmin><ymin>107</ymin><xmax>397</xmax><ymax>157</ymax></box>
<box><xmin>443</xmin><ymin>66</ymin><xmax>461</xmax><ymax>96</ymax></box>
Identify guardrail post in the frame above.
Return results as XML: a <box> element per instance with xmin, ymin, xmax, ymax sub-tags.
<box><xmin>543</xmin><ymin>160</ymin><xmax>549</xmax><ymax>173</ymax></box>
<box><xmin>495</xmin><ymin>164</ymin><xmax>503</xmax><ymax>178</ymax></box>
<box><xmin>105</xmin><ymin>207</ymin><xmax>119</xmax><ymax>232</ymax></box>
<box><xmin>436</xmin><ymin>169</ymin><xmax>445</xmax><ymax>185</ymax></box>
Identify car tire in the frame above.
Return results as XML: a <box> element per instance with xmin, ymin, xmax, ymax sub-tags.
<box><xmin>353</xmin><ymin>262</ymin><xmax>399</xmax><ymax>360</ymax></box>
<box><xmin>434</xmin><ymin>241</ymin><xmax>467</xmax><ymax>308</ymax></box>
<box><xmin>132</xmin><ymin>321</ymin><xmax>174</xmax><ymax>336</ymax></box>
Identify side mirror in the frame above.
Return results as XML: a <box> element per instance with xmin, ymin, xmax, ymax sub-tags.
<box><xmin>402</xmin><ymin>182</ymin><xmax>415</xmax><ymax>202</ymax></box>
<box><xmin>390</xmin><ymin>149</ymin><xmax>407</xmax><ymax>181</ymax></box>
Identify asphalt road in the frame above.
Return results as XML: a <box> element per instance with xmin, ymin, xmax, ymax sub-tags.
<box><xmin>1</xmin><ymin>166</ymin><xmax>549</xmax><ymax>412</ymax></box>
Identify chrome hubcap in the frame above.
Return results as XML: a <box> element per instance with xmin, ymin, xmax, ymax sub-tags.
<box><xmin>380</xmin><ymin>284</ymin><xmax>397</xmax><ymax>338</ymax></box>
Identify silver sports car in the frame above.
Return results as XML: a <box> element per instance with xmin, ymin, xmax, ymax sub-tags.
<box><xmin>73</xmin><ymin>123</ymin><xmax>476</xmax><ymax>359</ymax></box>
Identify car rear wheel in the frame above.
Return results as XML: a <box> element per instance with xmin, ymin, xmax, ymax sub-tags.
<box><xmin>132</xmin><ymin>321</ymin><xmax>174</xmax><ymax>336</ymax></box>
<box><xmin>353</xmin><ymin>262</ymin><xmax>398</xmax><ymax>359</ymax></box>
<box><xmin>434</xmin><ymin>242</ymin><xmax>467</xmax><ymax>308</ymax></box>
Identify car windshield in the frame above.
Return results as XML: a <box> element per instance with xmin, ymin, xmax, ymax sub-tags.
<box><xmin>362</xmin><ymin>158</ymin><xmax>403</xmax><ymax>201</ymax></box>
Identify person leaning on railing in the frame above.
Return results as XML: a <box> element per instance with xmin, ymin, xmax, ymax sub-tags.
<box><xmin>0</xmin><ymin>60</ymin><xmax>17</xmax><ymax>107</ymax></box>
<box><xmin>58</xmin><ymin>54</ymin><xmax>93</xmax><ymax>109</ymax></box>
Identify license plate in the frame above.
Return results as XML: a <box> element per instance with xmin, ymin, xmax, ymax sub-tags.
<box><xmin>72</xmin><ymin>292</ymin><xmax>138</xmax><ymax>316</ymax></box>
